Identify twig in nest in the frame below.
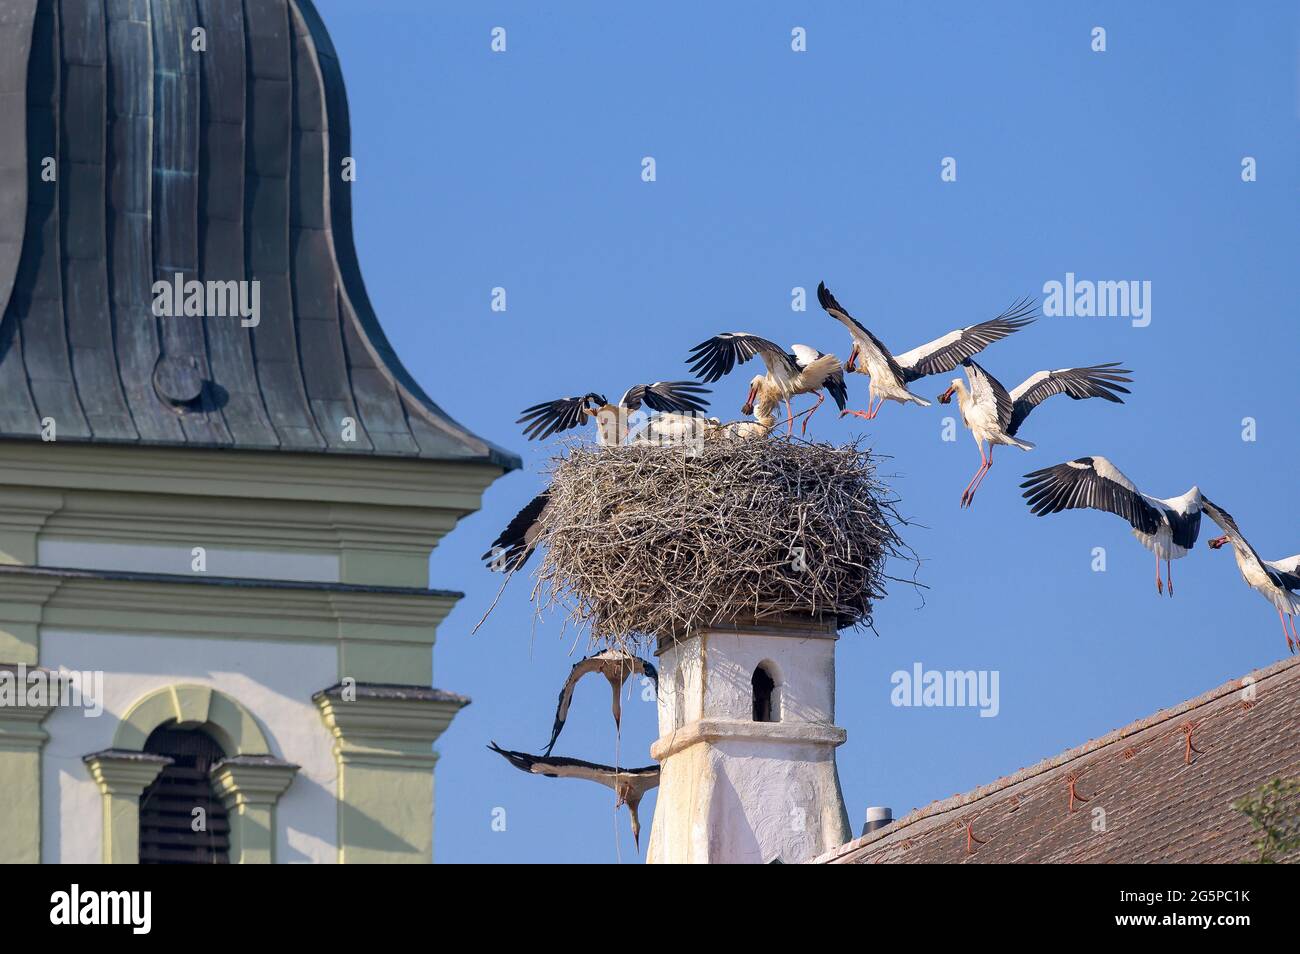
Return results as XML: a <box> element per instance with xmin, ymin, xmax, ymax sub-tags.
<box><xmin>523</xmin><ymin>435</ymin><xmax>912</xmax><ymax>653</ymax></box>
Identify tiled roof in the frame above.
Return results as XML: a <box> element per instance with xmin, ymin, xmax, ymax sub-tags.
<box><xmin>816</xmin><ymin>655</ymin><xmax>1300</xmax><ymax>864</ymax></box>
<box><xmin>0</xmin><ymin>0</ymin><xmax>518</xmax><ymax>468</ymax></box>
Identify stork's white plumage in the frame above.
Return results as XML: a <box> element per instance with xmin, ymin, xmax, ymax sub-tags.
<box><xmin>544</xmin><ymin>649</ymin><xmax>658</xmax><ymax>756</ymax></box>
<box><xmin>687</xmin><ymin>334</ymin><xmax>846</xmax><ymax>435</ymax></box>
<box><xmin>517</xmin><ymin>381</ymin><xmax>711</xmax><ymax>446</ymax></box>
<box><xmin>1021</xmin><ymin>456</ymin><xmax>1204</xmax><ymax>595</ymax></box>
<box><xmin>1203</xmin><ymin>499</ymin><xmax>1300</xmax><ymax>653</ymax></box>
<box><xmin>815</xmin><ymin>281</ymin><xmax>1035</xmax><ymax>421</ymax></box>
<box><xmin>938</xmin><ymin>358</ymin><xmax>1132</xmax><ymax>507</ymax></box>
<box><xmin>488</xmin><ymin>743</ymin><xmax>660</xmax><ymax>850</ymax></box>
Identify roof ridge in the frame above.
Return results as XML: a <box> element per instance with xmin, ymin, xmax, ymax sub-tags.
<box><xmin>812</xmin><ymin>653</ymin><xmax>1300</xmax><ymax>863</ymax></box>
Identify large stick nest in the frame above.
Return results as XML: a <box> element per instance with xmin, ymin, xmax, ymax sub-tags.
<box><xmin>530</xmin><ymin>436</ymin><xmax>909</xmax><ymax>650</ymax></box>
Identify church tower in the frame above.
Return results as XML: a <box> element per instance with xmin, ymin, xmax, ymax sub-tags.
<box><xmin>0</xmin><ymin>0</ymin><xmax>516</xmax><ymax>863</ymax></box>
<box><xmin>646</xmin><ymin>616</ymin><xmax>852</xmax><ymax>864</ymax></box>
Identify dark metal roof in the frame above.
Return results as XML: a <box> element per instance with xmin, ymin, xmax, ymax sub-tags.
<box><xmin>0</xmin><ymin>0</ymin><xmax>518</xmax><ymax>469</ymax></box>
<box><xmin>817</xmin><ymin>654</ymin><xmax>1300</xmax><ymax>864</ymax></box>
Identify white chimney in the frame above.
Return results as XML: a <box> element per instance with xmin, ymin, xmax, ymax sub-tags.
<box><xmin>863</xmin><ymin>806</ymin><xmax>893</xmax><ymax>834</ymax></box>
<box><xmin>645</xmin><ymin>615</ymin><xmax>851</xmax><ymax>864</ymax></box>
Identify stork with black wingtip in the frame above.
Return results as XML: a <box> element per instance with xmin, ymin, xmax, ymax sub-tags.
<box><xmin>686</xmin><ymin>334</ymin><xmax>846</xmax><ymax>436</ymax></box>
<box><xmin>1203</xmin><ymin>498</ymin><xmax>1300</xmax><ymax>653</ymax></box>
<box><xmin>938</xmin><ymin>358</ymin><xmax>1133</xmax><ymax>507</ymax></box>
<box><xmin>482</xmin><ymin>491</ymin><xmax>550</xmax><ymax>574</ymax></box>
<box><xmin>517</xmin><ymin>381</ymin><xmax>711</xmax><ymax>446</ymax></box>
<box><xmin>488</xmin><ymin>742</ymin><xmax>661</xmax><ymax>850</ymax></box>
<box><xmin>1020</xmin><ymin>456</ymin><xmax>1204</xmax><ymax>596</ymax></box>
<box><xmin>544</xmin><ymin>649</ymin><xmax>658</xmax><ymax>756</ymax></box>
<box><xmin>815</xmin><ymin>281</ymin><xmax>1036</xmax><ymax>421</ymax></box>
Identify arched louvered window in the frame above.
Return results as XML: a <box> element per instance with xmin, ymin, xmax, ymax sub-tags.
<box><xmin>139</xmin><ymin>727</ymin><xmax>230</xmax><ymax>864</ymax></box>
<box><xmin>752</xmin><ymin>663</ymin><xmax>779</xmax><ymax>723</ymax></box>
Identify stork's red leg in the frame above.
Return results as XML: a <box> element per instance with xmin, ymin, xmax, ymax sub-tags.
<box><xmin>801</xmin><ymin>391</ymin><xmax>825</xmax><ymax>436</ymax></box>
<box><xmin>1166</xmin><ymin>556</ymin><xmax>1174</xmax><ymax>597</ymax></box>
<box><xmin>1156</xmin><ymin>551</ymin><xmax>1163</xmax><ymax>595</ymax></box>
<box><xmin>966</xmin><ymin>447</ymin><xmax>995</xmax><ymax>506</ymax></box>
<box><xmin>785</xmin><ymin>399</ymin><xmax>794</xmax><ymax>435</ymax></box>
<box><xmin>1281</xmin><ymin>610</ymin><xmax>1295</xmax><ymax>654</ymax></box>
<box><xmin>960</xmin><ymin>448</ymin><xmax>988</xmax><ymax>508</ymax></box>
<box><xmin>1288</xmin><ymin>614</ymin><xmax>1299</xmax><ymax>654</ymax></box>
<box><xmin>841</xmin><ymin>393</ymin><xmax>883</xmax><ymax>421</ymax></box>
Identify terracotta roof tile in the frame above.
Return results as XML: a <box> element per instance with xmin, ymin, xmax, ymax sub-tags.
<box><xmin>816</xmin><ymin>655</ymin><xmax>1300</xmax><ymax>863</ymax></box>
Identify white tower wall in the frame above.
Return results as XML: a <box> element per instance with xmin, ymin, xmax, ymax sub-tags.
<box><xmin>646</xmin><ymin>617</ymin><xmax>851</xmax><ymax>864</ymax></box>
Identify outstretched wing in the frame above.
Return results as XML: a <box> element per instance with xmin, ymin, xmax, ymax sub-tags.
<box><xmin>815</xmin><ymin>282</ymin><xmax>905</xmax><ymax>381</ymax></box>
<box><xmin>1201</xmin><ymin>496</ymin><xmax>1249</xmax><ymax>550</ymax></box>
<box><xmin>488</xmin><ymin>742</ymin><xmax>659</xmax><ymax>791</ymax></box>
<box><xmin>1020</xmin><ymin>456</ymin><xmax>1162</xmax><ymax>535</ymax></box>
<box><xmin>543</xmin><ymin>656</ymin><xmax>605</xmax><ymax>756</ymax></box>
<box><xmin>1006</xmin><ymin>363</ymin><xmax>1132</xmax><ymax>436</ymax></box>
<box><xmin>894</xmin><ymin>297</ymin><xmax>1037</xmax><ymax>383</ymax></box>
<box><xmin>1203</xmin><ymin>497</ymin><xmax>1300</xmax><ymax>591</ymax></box>
<box><xmin>687</xmin><ymin>333</ymin><xmax>797</xmax><ymax>384</ymax></box>
<box><xmin>482</xmin><ymin>491</ymin><xmax>550</xmax><ymax>572</ymax></box>
<box><xmin>619</xmin><ymin>380</ymin><xmax>711</xmax><ymax>415</ymax></box>
<box><xmin>1265</xmin><ymin>555</ymin><xmax>1300</xmax><ymax>591</ymax></box>
<box><xmin>962</xmin><ymin>359</ymin><xmax>1015</xmax><ymax>431</ymax></box>
<box><xmin>516</xmin><ymin>393</ymin><xmax>605</xmax><ymax>441</ymax></box>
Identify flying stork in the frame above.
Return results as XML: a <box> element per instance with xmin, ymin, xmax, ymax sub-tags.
<box><xmin>686</xmin><ymin>335</ymin><xmax>846</xmax><ymax>435</ymax></box>
<box><xmin>1203</xmin><ymin>499</ymin><xmax>1300</xmax><ymax>653</ymax></box>
<box><xmin>938</xmin><ymin>358</ymin><xmax>1133</xmax><ymax>506</ymax></box>
<box><xmin>544</xmin><ymin>649</ymin><xmax>659</xmax><ymax>756</ymax></box>
<box><xmin>1020</xmin><ymin>456</ymin><xmax>1204</xmax><ymax>596</ymax></box>
<box><xmin>482</xmin><ymin>491</ymin><xmax>550</xmax><ymax>573</ymax></box>
<box><xmin>517</xmin><ymin>381</ymin><xmax>711</xmax><ymax>446</ymax></box>
<box><xmin>815</xmin><ymin>281</ymin><xmax>1036</xmax><ymax>420</ymax></box>
<box><xmin>488</xmin><ymin>742</ymin><xmax>660</xmax><ymax>850</ymax></box>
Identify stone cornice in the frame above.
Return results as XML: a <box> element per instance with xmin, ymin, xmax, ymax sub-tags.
<box><xmin>0</xmin><ymin>442</ymin><xmax>504</xmax><ymax>511</ymax></box>
<box><xmin>315</xmin><ymin>683</ymin><xmax>469</xmax><ymax>769</ymax></box>
<box><xmin>0</xmin><ymin>566</ymin><xmax>459</xmax><ymax>644</ymax></box>
<box><xmin>650</xmin><ymin>718</ymin><xmax>847</xmax><ymax>761</ymax></box>
<box><xmin>83</xmin><ymin>749</ymin><xmax>173</xmax><ymax>794</ymax></box>
<box><xmin>211</xmin><ymin>756</ymin><xmax>300</xmax><ymax>807</ymax></box>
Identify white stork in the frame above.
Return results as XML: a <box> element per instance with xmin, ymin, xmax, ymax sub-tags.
<box><xmin>1021</xmin><ymin>456</ymin><xmax>1204</xmax><ymax>596</ymax></box>
<box><xmin>517</xmin><ymin>381</ymin><xmax>711</xmax><ymax>446</ymax></box>
<box><xmin>1203</xmin><ymin>499</ymin><xmax>1300</xmax><ymax>653</ymax></box>
<box><xmin>815</xmin><ymin>281</ymin><xmax>1036</xmax><ymax>420</ymax></box>
<box><xmin>544</xmin><ymin>649</ymin><xmax>658</xmax><ymax>756</ymax></box>
<box><xmin>482</xmin><ymin>491</ymin><xmax>550</xmax><ymax>573</ymax></box>
<box><xmin>938</xmin><ymin>358</ymin><xmax>1132</xmax><ymax>506</ymax></box>
<box><xmin>488</xmin><ymin>742</ymin><xmax>660</xmax><ymax>850</ymax></box>
<box><xmin>687</xmin><ymin>335</ymin><xmax>846</xmax><ymax>435</ymax></box>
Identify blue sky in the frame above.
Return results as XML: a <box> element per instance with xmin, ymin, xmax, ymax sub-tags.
<box><xmin>313</xmin><ymin>1</ymin><xmax>1299</xmax><ymax>862</ymax></box>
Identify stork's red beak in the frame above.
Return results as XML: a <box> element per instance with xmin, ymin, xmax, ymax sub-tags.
<box><xmin>1208</xmin><ymin>535</ymin><xmax>1229</xmax><ymax>549</ymax></box>
<box><xmin>741</xmin><ymin>385</ymin><xmax>756</xmax><ymax>415</ymax></box>
<box><xmin>845</xmin><ymin>346</ymin><xmax>859</xmax><ymax>373</ymax></box>
<box><xmin>938</xmin><ymin>385</ymin><xmax>955</xmax><ymax>405</ymax></box>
